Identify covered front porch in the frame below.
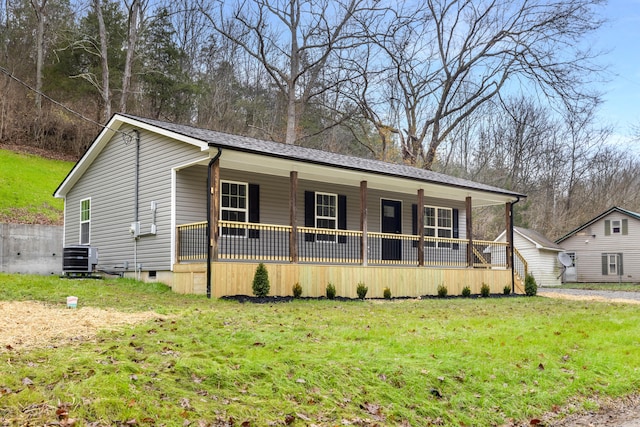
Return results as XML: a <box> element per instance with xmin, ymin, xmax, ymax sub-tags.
<box><xmin>171</xmin><ymin>144</ymin><xmax>526</xmax><ymax>297</ymax></box>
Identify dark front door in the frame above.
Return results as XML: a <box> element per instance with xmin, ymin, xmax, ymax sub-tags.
<box><xmin>381</xmin><ymin>199</ymin><xmax>402</xmax><ymax>261</ymax></box>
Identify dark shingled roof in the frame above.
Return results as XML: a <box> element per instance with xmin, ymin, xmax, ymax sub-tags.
<box><xmin>124</xmin><ymin>114</ymin><xmax>525</xmax><ymax>199</ymax></box>
<box><xmin>515</xmin><ymin>227</ymin><xmax>563</xmax><ymax>251</ymax></box>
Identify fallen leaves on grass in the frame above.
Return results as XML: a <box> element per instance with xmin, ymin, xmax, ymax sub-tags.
<box><xmin>0</xmin><ymin>301</ymin><xmax>163</xmax><ymax>352</ymax></box>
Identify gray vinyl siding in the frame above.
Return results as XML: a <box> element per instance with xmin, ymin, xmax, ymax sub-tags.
<box><xmin>64</xmin><ymin>124</ymin><xmax>206</xmax><ymax>272</ymax></box>
<box><xmin>176</xmin><ymin>165</ymin><xmax>207</xmax><ymax>225</ymax></box>
<box><xmin>560</xmin><ymin>213</ymin><xmax>640</xmax><ymax>282</ymax></box>
<box><xmin>174</xmin><ymin>168</ymin><xmax>468</xmax><ymax>234</ymax></box>
<box><xmin>198</xmin><ymin>174</ymin><xmax>468</xmax><ymax>236</ymax></box>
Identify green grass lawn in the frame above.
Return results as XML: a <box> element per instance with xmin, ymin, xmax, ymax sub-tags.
<box><xmin>2</xmin><ymin>274</ymin><xmax>640</xmax><ymax>426</ymax></box>
<box><xmin>0</xmin><ymin>149</ymin><xmax>74</xmax><ymax>224</ymax></box>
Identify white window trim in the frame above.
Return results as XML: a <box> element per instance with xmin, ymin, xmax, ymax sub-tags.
<box><xmin>220</xmin><ymin>180</ymin><xmax>248</xmax><ymax>237</ymax></box>
<box><xmin>79</xmin><ymin>198</ymin><xmax>91</xmax><ymax>245</ymax></box>
<box><xmin>608</xmin><ymin>253</ymin><xmax>618</xmax><ymax>275</ymax></box>
<box><xmin>611</xmin><ymin>219</ymin><xmax>621</xmax><ymax>234</ymax></box>
<box><xmin>424</xmin><ymin>205</ymin><xmax>453</xmax><ymax>247</ymax></box>
<box><xmin>316</xmin><ymin>191</ymin><xmax>338</xmax><ymax>242</ymax></box>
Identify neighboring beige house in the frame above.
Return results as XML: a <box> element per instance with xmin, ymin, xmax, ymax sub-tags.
<box><xmin>555</xmin><ymin>207</ymin><xmax>640</xmax><ymax>283</ymax></box>
<box><xmin>493</xmin><ymin>227</ymin><xmax>564</xmax><ymax>287</ymax></box>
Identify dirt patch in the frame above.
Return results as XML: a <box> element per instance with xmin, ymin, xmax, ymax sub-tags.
<box><xmin>539</xmin><ymin>291</ymin><xmax>640</xmax><ymax>305</ymax></box>
<box><xmin>0</xmin><ymin>301</ymin><xmax>162</xmax><ymax>352</ymax></box>
<box><xmin>507</xmin><ymin>394</ymin><xmax>640</xmax><ymax>427</ymax></box>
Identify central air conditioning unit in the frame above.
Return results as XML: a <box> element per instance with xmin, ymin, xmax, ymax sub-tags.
<box><xmin>63</xmin><ymin>246</ymin><xmax>99</xmax><ymax>274</ymax></box>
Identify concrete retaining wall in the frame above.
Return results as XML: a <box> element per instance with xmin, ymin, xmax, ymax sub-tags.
<box><xmin>0</xmin><ymin>223</ymin><xmax>63</xmax><ymax>275</ymax></box>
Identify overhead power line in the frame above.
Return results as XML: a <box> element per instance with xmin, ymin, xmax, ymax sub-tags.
<box><xmin>0</xmin><ymin>65</ymin><xmax>127</xmax><ymax>139</ymax></box>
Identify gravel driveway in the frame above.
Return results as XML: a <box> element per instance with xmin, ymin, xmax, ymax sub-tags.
<box><xmin>538</xmin><ymin>287</ymin><xmax>640</xmax><ymax>304</ymax></box>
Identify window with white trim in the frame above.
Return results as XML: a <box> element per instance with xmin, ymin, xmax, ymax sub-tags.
<box><xmin>612</xmin><ymin>220</ymin><xmax>621</xmax><ymax>234</ymax></box>
<box><xmin>424</xmin><ymin>206</ymin><xmax>452</xmax><ymax>247</ymax></box>
<box><xmin>221</xmin><ymin>181</ymin><xmax>247</xmax><ymax>236</ymax></box>
<box><xmin>316</xmin><ymin>192</ymin><xmax>337</xmax><ymax>242</ymax></box>
<box><xmin>608</xmin><ymin>253</ymin><xmax>618</xmax><ymax>275</ymax></box>
<box><xmin>80</xmin><ymin>198</ymin><xmax>91</xmax><ymax>245</ymax></box>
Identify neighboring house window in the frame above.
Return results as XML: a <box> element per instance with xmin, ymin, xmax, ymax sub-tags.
<box><xmin>80</xmin><ymin>198</ymin><xmax>91</xmax><ymax>245</ymax></box>
<box><xmin>601</xmin><ymin>253</ymin><xmax>623</xmax><ymax>276</ymax></box>
<box><xmin>612</xmin><ymin>220</ymin><xmax>621</xmax><ymax>234</ymax></box>
<box><xmin>605</xmin><ymin>219</ymin><xmax>628</xmax><ymax>236</ymax></box>
<box><xmin>424</xmin><ymin>206</ymin><xmax>452</xmax><ymax>248</ymax></box>
<box><xmin>221</xmin><ymin>181</ymin><xmax>247</xmax><ymax>237</ymax></box>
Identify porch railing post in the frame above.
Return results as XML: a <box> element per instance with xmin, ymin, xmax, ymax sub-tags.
<box><xmin>175</xmin><ymin>226</ymin><xmax>181</xmax><ymax>263</ymax></box>
<box><xmin>506</xmin><ymin>202</ymin><xmax>513</xmax><ymax>269</ymax></box>
<box><xmin>417</xmin><ymin>189</ymin><xmax>424</xmax><ymax>266</ymax></box>
<box><xmin>360</xmin><ymin>180</ymin><xmax>368</xmax><ymax>266</ymax></box>
<box><xmin>209</xmin><ymin>156</ymin><xmax>220</xmax><ymax>262</ymax></box>
<box><xmin>290</xmin><ymin>171</ymin><xmax>298</xmax><ymax>263</ymax></box>
<box><xmin>466</xmin><ymin>196</ymin><xmax>473</xmax><ymax>267</ymax></box>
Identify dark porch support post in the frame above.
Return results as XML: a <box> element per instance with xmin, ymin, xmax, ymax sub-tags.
<box><xmin>360</xmin><ymin>181</ymin><xmax>368</xmax><ymax>266</ymax></box>
<box><xmin>290</xmin><ymin>171</ymin><xmax>298</xmax><ymax>263</ymax></box>
<box><xmin>417</xmin><ymin>189</ymin><xmax>424</xmax><ymax>266</ymax></box>
<box><xmin>210</xmin><ymin>157</ymin><xmax>220</xmax><ymax>262</ymax></box>
<box><xmin>466</xmin><ymin>196</ymin><xmax>473</xmax><ymax>268</ymax></box>
<box><xmin>506</xmin><ymin>202</ymin><xmax>513</xmax><ymax>270</ymax></box>
<box><xmin>206</xmin><ymin>147</ymin><xmax>222</xmax><ymax>299</ymax></box>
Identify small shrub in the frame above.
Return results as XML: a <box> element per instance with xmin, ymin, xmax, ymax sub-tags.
<box><xmin>503</xmin><ymin>285</ymin><xmax>511</xmax><ymax>295</ymax></box>
<box><xmin>356</xmin><ymin>282</ymin><xmax>368</xmax><ymax>300</ymax></box>
<box><xmin>437</xmin><ymin>284</ymin><xmax>448</xmax><ymax>298</ymax></box>
<box><xmin>383</xmin><ymin>287</ymin><xmax>392</xmax><ymax>299</ymax></box>
<box><xmin>525</xmin><ymin>273</ymin><xmax>538</xmax><ymax>296</ymax></box>
<box><xmin>461</xmin><ymin>286</ymin><xmax>471</xmax><ymax>298</ymax></box>
<box><xmin>292</xmin><ymin>282</ymin><xmax>303</xmax><ymax>298</ymax></box>
<box><xmin>480</xmin><ymin>283</ymin><xmax>490</xmax><ymax>297</ymax></box>
<box><xmin>326</xmin><ymin>282</ymin><xmax>336</xmax><ymax>300</ymax></box>
<box><xmin>252</xmin><ymin>263</ymin><xmax>270</xmax><ymax>297</ymax></box>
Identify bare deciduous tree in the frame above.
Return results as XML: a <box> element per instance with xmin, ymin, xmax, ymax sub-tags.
<box><xmin>119</xmin><ymin>0</ymin><xmax>147</xmax><ymax>113</ymax></box>
<box><xmin>200</xmin><ymin>0</ymin><xmax>376</xmax><ymax>145</ymax></box>
<box><xmin>357</xmin><ymin>0</ymin><xmax>606</xmax><ymax>169</ymax></box>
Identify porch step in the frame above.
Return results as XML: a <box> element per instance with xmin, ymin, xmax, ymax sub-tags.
<box><xmin>514</xmin><ymin>274</ymin><xmax>526</xmax><ymax>294</ymax></box>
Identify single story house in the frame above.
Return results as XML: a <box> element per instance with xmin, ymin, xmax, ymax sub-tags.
<box><xmin>555</xmin><ymin>206</ymin><xmax>640</xmax><ymax>283</ymax></box>
<box><xmin>54</xmin><ymin>114</ymin><xmax>527</xmax><ymax>298</ymax></box>
<box><xmin>493</xmin><ymin>227</ymin><xmax>564</xmax><ymax>287</ymax></box>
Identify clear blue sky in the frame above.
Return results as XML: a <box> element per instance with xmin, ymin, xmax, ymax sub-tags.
<box><xmin>594</xmin><ymin>1</ymin><xmax>640</xmax><ymax>144</ymax></box>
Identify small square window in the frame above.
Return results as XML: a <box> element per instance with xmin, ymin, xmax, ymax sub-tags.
<box><xmin>612</xmin><ymin>220</ymin><xmax>621</xmax><ymax>234</ymax></box>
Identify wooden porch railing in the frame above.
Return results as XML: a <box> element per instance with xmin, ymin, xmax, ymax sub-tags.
<box><xmin>176</xmin><ymin>221</ymin><xmax>515</xmax><ymax>272</ymax></box>
<box><xmin>514</xmin><ymin>248</ymin><xmax>528</xmax><ymax>280</ymax></box>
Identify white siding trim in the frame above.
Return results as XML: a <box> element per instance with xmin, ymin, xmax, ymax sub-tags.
<box><xmin>171</xmin><ymin>157</ymin><xmax>209</xmax><ymax>269</ymax></box>
<box><xmin>55</xmin><ymin>115</ymin><xmax>210</xmax><ymax>198</ymax></box>
<box><xmin>170</xmin><ymin>168</ymin><xmax>177</xmax><ymax>268</ymax></box>
<box><xmin>62</xmin><ymin>197</ymin><xmax>67</xmax><ymax>247</ymax></box>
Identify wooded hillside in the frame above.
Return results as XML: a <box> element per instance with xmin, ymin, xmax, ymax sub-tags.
<box><xmin>1</xmin><ymin>0</ymin><xmax>638</xmax><ymax>240</ymax></box>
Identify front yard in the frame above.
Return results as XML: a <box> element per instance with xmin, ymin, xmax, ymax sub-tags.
<box><xmin>1</xmin><ymin>273</ymin><xmax>640</xmax><ymax>426</ymax></box>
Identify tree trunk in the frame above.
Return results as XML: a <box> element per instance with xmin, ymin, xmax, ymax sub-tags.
<box><xmin>31</xmin><ymin>0</ymin><xmax>47</xmax><ymax>130</ymax></box>
<box><xmin>95</xmin><ymin>0</ymin><xmax>110</xmax><ymax>121</ymax></box>
<box><xmin>119</xmin><ymin>0</ymin><xmax>140</xmax><ymax>113</ymax></box>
